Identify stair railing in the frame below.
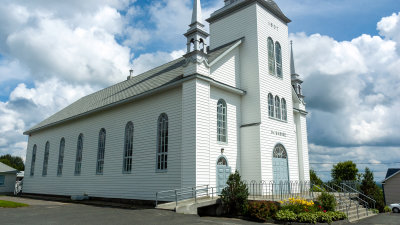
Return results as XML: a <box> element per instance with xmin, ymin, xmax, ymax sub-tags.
<box><xmin>319</xmin><ymin>183</ymin><xmax>350</xmax><ymax>219</ymax></box>
<box><xmin>339</xmin><ymin>183</ymin><xmax>370</xmax><ymax>218</ymax></box>
<box><xmin>155</xmin><ymin>185</ymin><xmax>210</xmax><ymax>207</ymax></box>
<box><xmin>341</xmin><ymin>183</ymin><xmax>376</xmax><ymax>210</ymax></box>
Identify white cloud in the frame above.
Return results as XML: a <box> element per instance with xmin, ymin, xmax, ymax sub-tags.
<box><xmin>132</xmin><ymin>49</ymin><xmax>185</xmax><ymax>75</ymax></box>
<box><xmin>378</xmin><ymin>12</ymin><xmax>400</xmax><ymax>44</ymax></box>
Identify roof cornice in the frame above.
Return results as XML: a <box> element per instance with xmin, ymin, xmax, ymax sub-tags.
<box><xmin>206</xmin><ymin>0</ymin><xmax>291</xmax><ymax>24</ymax></box>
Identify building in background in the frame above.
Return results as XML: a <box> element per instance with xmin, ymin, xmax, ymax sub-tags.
<box><xmin>23</xmin><ymin>0</ymin><xmax>310</xmax><ymax>201</ymax></box>
<box><xmin>0</xmin><ymin>162</ymin><xmax>18</xmax><ymax>194</ymax></box>
<box><xmin>382</xmin><ymin>168</ymin><xmax>400</xmax><ymax>205</ymax></box>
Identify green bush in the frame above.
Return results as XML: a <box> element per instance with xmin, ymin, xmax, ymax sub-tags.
<box><xmin>297</xmin><ymin>212</ymin><xmax>318</xmax><ymax>224</ymax></box>
<box><xmin>220</xmin><ymin>170</ymin><xmax>249</xmax><ymax>215</ymax></box>
<box><xmin>317</xmin><ymin>192</ymin><xmax>337</xmax><ymax>212</ymax></box>
<box><xmin>275</xmin><ymin>209</ymin><xmax>297</xmax><ymax>222</ymax></box>
<box><xmin>384</xmin><ymin>206</ymin><xmax>391</xmax><ymax>213</ymax></box>
<box><xmin>327</xmin><ymin>211</ymin><xmax>347</xmax><ymax>220</ymax></box>
<box><xmin>246</xmin><ymin>201</ymin><xmax>279</xmax><ymax>221</ymax></box>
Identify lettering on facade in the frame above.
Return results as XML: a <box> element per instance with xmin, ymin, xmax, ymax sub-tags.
<box><xmin>268</xmin><ymin>22</ymin><xmax>279</xmax><ymax>31</ymax></box>
<box><xmin>271</xmin><ymin>130</ymin><xmax>286</xmax><ymax>137</ymax></box>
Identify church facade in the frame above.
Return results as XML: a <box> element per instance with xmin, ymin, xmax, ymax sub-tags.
<box><xmin>23</xmin><ymin>0</ymin><xmax>310</xmax><ymax>201</ymax></box>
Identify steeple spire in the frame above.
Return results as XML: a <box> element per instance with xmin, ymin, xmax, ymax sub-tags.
<box><xmin>191</xmin><ymin>0</ymin><xmax>202</xmax><ymax>25</ymax></box>
<box><xmin>290</xmin><ymin>40</ymin><xmax>296</xmax><ymax>75</ymax></box>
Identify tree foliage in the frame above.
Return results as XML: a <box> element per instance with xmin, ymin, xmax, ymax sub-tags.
<box><xmin>331</xmin><ymin>161</ymin><xmax>359</xmax><ymax>183</ymax></box>
<box><xmin>0</xmin><ymin>154</ymin><xmax>24</xmax><ymax>171</ymax></box>
<box><xmin>359</xmin><ymin>167</ymin><xmax>385</xmax><ymax>212</ymax></box>
<box><xmin>221</xmin><ymin>170</ymin><xmax>249</xmax><ymax>215</ymax></box>
<box><xmin>310</xmin><ymin>169</ymin><xmax>323</xmax><ymax>186</ymax></box>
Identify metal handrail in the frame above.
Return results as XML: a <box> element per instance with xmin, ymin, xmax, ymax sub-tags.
<box><xmin>341</xmin><ymin>183</ymin><xmax>376</xmax><ymax>210</ymax></box>
<box><xmin>339</xmin><ymin>183</ymin><xmax>370</xmax><ymax>218</ymax></box>
<box><xmin>318</xmin><ymin>184</ymin><xmax>349</xmax><ymax>219</ymax></box>
<box><xmin>156</xmin><ymin>185</ymin><xmax>216</xmax><ymax>207</ymax></box>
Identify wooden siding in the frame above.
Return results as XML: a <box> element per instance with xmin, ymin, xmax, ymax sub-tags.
<box><xmin>0</xmin><ymin>173</ymin><xmax>16</xmax><ymax>193</ymax></box>
<box><xmin>384</xmin><ymin>172</ymin><xmax>400</xmax><ymax>205</ymax></box>
<box><xmin>24</xmin><ymin>88</ymin><xmax>182</xmax><ymax>200</ymax></box>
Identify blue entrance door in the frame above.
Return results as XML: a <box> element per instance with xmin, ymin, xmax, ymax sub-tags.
<box><xmin>217</xmin><ymin>156</ymin><xmax>231</xmax><ymax>193</ymax></box>
<box><xmin>272</xmin><ymin>144</ymin><xmax>289</xmax><ymax>194</ymax></box>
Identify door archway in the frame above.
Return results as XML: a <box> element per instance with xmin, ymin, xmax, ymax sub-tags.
<box><xmin>272</xmin><ymin>144</ymin><xmax>289</xmax><ymax>192</ymax></box>
<box><xmin>216</xmin><ymin>156</ymin><xmax>231</xmax><ymax>193</ymax></box>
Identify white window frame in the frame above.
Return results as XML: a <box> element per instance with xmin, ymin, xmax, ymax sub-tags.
<box><xmin>30</xmin><ymin>145</ymin><xmax>37</xmax><ymax>176</ymax></box>
<box><xmin>57</xmin><ymin>138</ymin><xmax>65</xmax><ymax>176</ymax></box>
<box><xmin>268</xmin><ymin>37</ymin><xmax>275</xmax><ymax>75</ymax></box>
<box><xmin>275</xmin><ymin>42</ymin><xmax>282</xmax><ymax>78</ymax></box>
<box><xmin>268</xmin><ymin>93</ymin><xmax>274</xmax><ymax>117</ymax></box>
<box><xmin>75</xmin><ymin>134</ymin><xmax>83</xmax><ymax>175</ymax></box>
<box><xmin>42</xmin><ymin>141</ymin><xmax>50</xmax><ymax>176</ymax></box>
<box><xmin>96</xmin><ymin>129</ymin><xmax>106</xmax><ymax>175</ymax></box>
<box><xmin>156</xmin><ymin>113</ymin><xmax>168</xmax><ymax>171</ymax></box>
<box><xmin>275</xmin><ymin>96</ymin><xmax>281</xmax><ymax>119</ymax></box>
<box><xmin>281</xmin><ymin>98</ymin><xmax>287</xmax><ymax>121</ymax></box>
<box><xmin>123</xmin><ymin>122</ymin><xmax>134</xmax><ymax>173</ymax></box>
<box><xmin>217</xmin><ymin>99</ymin><xmax>227</xmax><ymax>143</ymax></box>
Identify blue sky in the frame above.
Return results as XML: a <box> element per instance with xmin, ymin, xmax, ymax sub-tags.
<box><xmin>0</xmin><ymin>0</ymin><xmax>399</xmax><ymax>181</ymax></box>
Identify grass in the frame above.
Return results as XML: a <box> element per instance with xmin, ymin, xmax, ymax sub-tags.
<box><xmin>0</xmin><ymin>200</ymin><xmax>29</xmax><ymax>208</ymax></box>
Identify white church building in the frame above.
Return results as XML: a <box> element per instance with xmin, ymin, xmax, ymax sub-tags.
<box><xmin>23</xmin><ymin>0</ymin><xmax>310</xmax><ymax>201</ymax></box>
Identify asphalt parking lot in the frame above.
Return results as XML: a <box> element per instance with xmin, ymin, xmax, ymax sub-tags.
<box><xmin>0</xmin><ymin>196</ymin><xmax>259</xmax><ymax>225</ymax></box>
<box><xmin>1</xmin><ymin>196</ymin><xmax>399</xmax><ymax>225</ymax></box>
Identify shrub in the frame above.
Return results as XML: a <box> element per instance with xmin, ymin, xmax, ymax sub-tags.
<box><xmin>275</xmin><ymin>209</ymin><xmax>297</xmax><ymax>222</ymax></box>
<box><xmin>316</xmin><ymin>211</ymin><xmax>333</xmax><ymax>224</ymax></box>
<box><xmin>317</xmin><ymin>192</ymin><xmax>337</xmax><ymax>212</ymax></box>
<box><xmin>220</xmin><ymin>170</ymin><xmax>249</xmax><ymax>215</ymax></box>
<box><xmin>246</xmin><ymin>201</ymin><xmax>279</xmax><ymax>221</ymax></box>
<box><xmin>297</xmin><ymin>212</ymin><xmax>318</xmax><ymax>224</ymax></box>
<box><xmin>384</xmin><ymin>206</ymin><xmax>391</xmax><ymax>213</ymax></box>
<box><xmin>280</xmin><ymin>197</ymin><xmax>319</xmax><ymax>214</ymax></box>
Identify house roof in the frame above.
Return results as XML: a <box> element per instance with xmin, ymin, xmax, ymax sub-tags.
<box><xmin>0</xmin><ymin>162</ymin><xmax>18</xmax><ymax>173</ymax></box>
<box><xmin>24</xmin><ymin>39</ymin><xmax>242</xmax><ymax>135</ymax></box>
<box><xmin>382</xmin><ymin>168</ymin><xmax>400</xmax><ymax>183</ymax></box>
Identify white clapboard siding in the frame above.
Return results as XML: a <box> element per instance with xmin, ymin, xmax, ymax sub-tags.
<box><xmin>24</xmin><ymin>88</ymin><xmax>182</xmax><ymax>200</ymax></box>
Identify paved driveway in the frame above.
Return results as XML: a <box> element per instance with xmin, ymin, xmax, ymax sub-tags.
<box><xmin>353</xmin><ymin>212</ymin><xmax>400</xmax><ymax>225</ymax></box>
<box><xmin>0</xmin><ymin>196</ymin><xmax>261</xmax><ymax>225</ymax></box>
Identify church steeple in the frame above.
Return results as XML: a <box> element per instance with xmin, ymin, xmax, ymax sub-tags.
<box><xmin>290</xmin><ymin>41</ymin><xmax>304</xmax><ymax>100</ymax></box>
<box><xmin>184</xmin><ymin>0</ymin><xmax>209</xmax><ymax>54</ymax></box>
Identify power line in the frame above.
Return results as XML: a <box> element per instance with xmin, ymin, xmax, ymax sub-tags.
<box><xmin>310</xmin><ymin>162</ymin><xmax>400</xmax><ymax>165</ymax></box>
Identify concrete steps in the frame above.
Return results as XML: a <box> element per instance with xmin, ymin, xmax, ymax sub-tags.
<box><xmin>156</xmin><ymin>196</ymin><xmax>218</xmax><ymax>214</ymax></box>
<box><xmin>333</xmin><ymin>195</ymin><xmax>378</xmax><ymax>222</ymax></box>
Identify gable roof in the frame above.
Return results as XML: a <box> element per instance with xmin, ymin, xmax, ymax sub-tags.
<box><xmin>24</xmin><ymin>39</ymin><xmax>243</xmax><ymax>135</ymax></box>
<box><xmin>0</xmin><ymin>162</ymin><xmax>18</xmax><ymax>173</ymax></box>
<box><xmin>382</xmin><ymin>168</ymin><xmax>400</xmax><ymax>183</ymax></box>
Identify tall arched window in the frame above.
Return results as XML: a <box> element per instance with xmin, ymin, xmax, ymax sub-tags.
<box><xmin>42</xmin><ymin>141</ymin><xmax>50</xmax><ymax>176</ymax></box>
<box><xmin>157</xmin><ymin>113</ymin><xmax>168</xmax><ymax>171</ymax></box>
<box><xmin>268</xmin><ymin>37</ymin><xmax>275</xmax><ymax>75</ymax></box>
<box><xmin>30</xmin><ymin>145</ymin><xmax>37</xmax><ymax>176</ymax></box>
<box><xmin>96</xmin><ymin>128</ymin><xmax>106</xmax><ymax>174</ymax></box>
<box><xmin>57</xmin><ymin>138</ymin><xmax>65</xmax><ymax>176</ymax></box>
<box><xmin>275</xmin><ymin>42</ymin><xmax>282</xmax><ymax>78</ymax></box>
<box><xmin>273</xmin><ymin>144</ymin><xmax>287</xmax><ymax>159</ymax></box>
<box><xmin>217</xmin><ymin>99</ymin><xmax>227</xmax><ymax>142</ymax></box>
<box><xmin>268</xmin><ymin>93</ymin><xmax>274</xmax><ymax>117</ymax></box>
<box><xmin>123</xmin><ymin>122</ymin><xmax>134</xmax><ymax>173</ymax></box>
<box><xmin>275</xmin><ymin>96</ymin><xmax>281</xmax><ymax>119</ymax></box>
<box><xmin>75</xmin><ymin>134</ymin><xmax>83</xmax><ymax>175</ymax></box>
<box><xmin>281</xmin><ymin>98</ymin><xmax>287</xmax><ymax>121</ymax></box>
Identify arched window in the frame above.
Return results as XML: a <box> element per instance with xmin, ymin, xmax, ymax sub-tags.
<box><xmin>123</xmin><ymin>122</ymin><xmax>134</xmax><ymax>173</ymax></box>
<box><xmin>190</xmin><ymin>39</ymin><xmax>195</xmax><ymax>52</ymax></box>
<box><xmin>268</xmin><ymin>37</ymin><xmax>275</xmax><ymax>75</ymax></box>
<box><xmin>275</xmin><ymin>42</ymin><xmax>282</xmax><ymax>78</ymax></box>
<box><xmin>281</xmin><ymin>98</ymin><xmax>287</xmax><ymax>121</ymax></box>
<box><xmin>273</xmin><ymin>144</ymin><xmax>287</xmax><ymax>159</ymax></box>
<box><xmin>57</xmin><ymin>138</ymin><xmax>65</xmax><ymax>176</ymax></box>
<box><xmin>199</xmin><ymin>38</ymin><xmax>205</xmax><ymax>51</ymax></box>
<box><xmin>217</xmin><ymin>156</ymin><xmax>228</xmax><ymax>166</ymax></box>
<box><xmin>75</xmin><ymin>134</ymin><xmax>83</xmax><ymax>175</ymax></box>
<box><xmin>30</xmin><ymin>145</ymin><xmax>37</xmax><ymax>176</ymax></box>
<box><xmin>157</xmin><ymin>113</ymin><xmax>168</xmax><ymax>171</ymax></box>
<box><xmin>42</xmin><ymin>141</ymin><xmax>50</xmax><ymax>176</ymax></box>
<box><xmin>217</xmin><ymin>99</ymin><xmax>227</xmax><ymax>142</ymax></box>
<box><xmin>268</xmin><ymin>93</ymin><xmax>274</xmax><ymax>117</ymax></box>
<box><xmin>96</xmin><ymin>129</ymin><xmax>106</xmax><ymax>174</ymax></box>
<box><xmin>275</xmin><ymin>96</ymin><xmax>281</xmax><ymax>119</ymax></box>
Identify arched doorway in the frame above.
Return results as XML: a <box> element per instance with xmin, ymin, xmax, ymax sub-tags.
<box><xmin>273</xmin><ymin>144</ymin><xmax>289</xmax><ymax>193</ymax></box>
<box><xmin>216</xmin><ymin>156</ymin><xmax>231</xmax><ymax>193</ymax></box>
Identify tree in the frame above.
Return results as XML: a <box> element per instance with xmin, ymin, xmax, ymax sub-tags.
<box><xmin>310</xmin><ymin>169</ymin><xmax>323</xmax><ymax>186</ymax></box>
<box><xmin>360</xmin><ymin>167</ymin><xmax>385</xmax><ymax>212</ymax></box>
<box><xmin>221</xmin><ymin>170</ymin><xmax>249</xmax><ymax>215</ymax></box>
<box><xmin>0</xmin><ymin>154</ymin><xmax>24</xmax><ymax>171</ymax></box>
<box><xmin>331</xmin><ymin>161</ymin><xmax>359</xmax><ymax>183</ymax></box>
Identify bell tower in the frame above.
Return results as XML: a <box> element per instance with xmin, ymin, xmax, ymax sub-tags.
<box><xmin>290</xmin><ymin>41</ymin><xmax>305</xmax><ymax>102</ymax></box>
<box><xmin>183</xmin><ymin>0</ymin><xmax>210</xmax><ymax>77</ymax></box>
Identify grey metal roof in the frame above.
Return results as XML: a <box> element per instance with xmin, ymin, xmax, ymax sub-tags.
<box><xmin>0</xmin><ymin>162</ymin><xmax>18</xmax><ymax>173</ymax></box>
<box><xmin>24</xmin><ymin>40</ymin><xmax>242</xmax><ymax>135</ymax></box>
<box><xmin>386</xmin><ymin>168</ymin><xmax>400</xmax><ymax>179</ymax></box>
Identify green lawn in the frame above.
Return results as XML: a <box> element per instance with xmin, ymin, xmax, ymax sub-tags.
<box><xmin>0</xmin><ymin>200</ymin><xmax>29</xmax><ymax>208</ymax></box>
